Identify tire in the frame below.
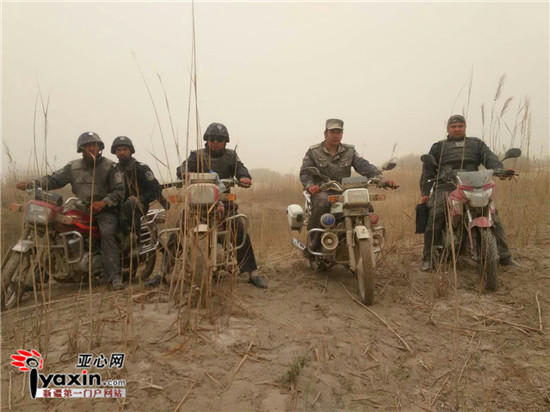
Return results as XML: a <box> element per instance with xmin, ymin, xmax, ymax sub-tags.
<box><xmin>1</xmin><ymin>252</ymin><xmax>31</xmax><ymax>310</ymax></box>
<box><xmin>355</xmin><ymin>238</ymin><xmax>376</xmax><ymax>305</ymax></box>
<box><xmin>478</xmin><ymin>228</ymin><xmax>498</xmax><ymax>292</ymax></box>
<box><xmin>186</xmin><ymin>234</ymin><xmax>209</xmax><ymax>287</ymax></box>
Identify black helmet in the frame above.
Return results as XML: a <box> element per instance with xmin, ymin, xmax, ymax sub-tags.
<box><xmin>77</xmin><ymin>132</ymin><xmax>104</xmax><ymax>153</ymax></box>
<box><xmin>203</xmin><ymin>122</ymin><xmax>230</xmax><ymax>143</ymax></box>
<box><xmin>111</xmin><ymin>136</ymin><xmax>135</xmax><ymax>154</ymax></box>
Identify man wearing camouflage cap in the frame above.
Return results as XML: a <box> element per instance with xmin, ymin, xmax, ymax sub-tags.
<box><xmin>111</xmin><ymin>136</ymin><xmax>166</xmax><ymax>235</ymax></box>
<box><xmin>300</xmin><ymin>119</ymin><xmax>389</xmax><ymax>253</ymax></box>
<box><xmin>419</xmin><ymin>114</ymin><xmax>519</xmax><ymax>271</ymax></box>
<box><xmin>17</xmin><ymin>132</ymin><xmax>126</xmax><ymax>289</ymax></box>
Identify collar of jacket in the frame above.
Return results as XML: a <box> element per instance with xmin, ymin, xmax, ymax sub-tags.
<box><xmin>119</xmin><ymin>157</ymin><xmax>137</xmax><ymax>171</ymax></box>
<box><xmin>321</xmin><ymin>142</ymin><xmax>346</xmax><ymax>156</ymax></box>
<box><xmin>82</xmin><ymin>154</ymin><xmax>104</xmax><ymax>168</ymax></box>
<box><xmin>204</xmin><ymin>144</ymin><xmax>226</xmax><ymax>158</ymax></box>
<box><xmin>446</xmin><ymin>135</ymin><xmax>467</xmax><ymax>142</ymax></box>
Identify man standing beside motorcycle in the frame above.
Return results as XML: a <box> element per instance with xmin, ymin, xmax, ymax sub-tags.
<box><xmin>111</xmin><ymin>136</ymin><xmax>166</xmax><ymax>235</ymax></box>
<box><xmin>148</xmin><ymin>122</ymin><xmax>267</xmax><ymax>289</ymax></box>
<box><xmin>419</xmin><ymin>114</ymin><xmax>519</xmax><ymax>271</ymax></box>
<box><xmin>16</xmin><ymin>132</ymin><xmax>126</xmax><ymax>289</ymax></box>
<box><xmin>299</xmin><ymin>118</ymin><xmax>394</xmax><ymax>253</ymax></box>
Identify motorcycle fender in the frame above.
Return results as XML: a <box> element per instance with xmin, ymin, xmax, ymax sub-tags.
<box><xmin>12</xmin><ymin>240</ymin><xmax>34</xmax><ymax>253</ymax></box>
<box><xmin>468</xmin><ymin>217</ymin><xmax>491</xmax><ymax>229</ymax></box>
<box><xmin>354</xmin><ymin>225</ymin><xmax>370</xmax><ymax>240</ymax></box>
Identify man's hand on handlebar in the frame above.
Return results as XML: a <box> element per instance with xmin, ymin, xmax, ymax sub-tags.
<box><xmin>382</xmin><ymin>179</ymin><xmax>399</xmax><ymax>189</ymax></box>
<box><xmin>420</xmin><ymin>195</ymin><xmax>429</xmax><ymax>204</ymax></box>
<box><xmin>239</xmin><ymin>177</ymin><xmax>252</xmax><ymax>188</ymax></box>
<box><xmin>16</xmin><ymin>181</ymin><xmax>30</xmax><ymax>191</ymax></box>
<box><xmin>307</xmin><ymin>184</ymin><xmax>320</xmax><ymax>195</ymax></box>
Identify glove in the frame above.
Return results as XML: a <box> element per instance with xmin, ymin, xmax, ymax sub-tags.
<box><xmin>308</xmin><ymin>184</ymin><xmax>320</xmax><ymax>195</ymax></box>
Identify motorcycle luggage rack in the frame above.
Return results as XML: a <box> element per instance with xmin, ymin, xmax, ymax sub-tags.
<box><xmin>59</xmin><ymin>231</ymin><xmax>84</xmax><ymax>264</ymax></box>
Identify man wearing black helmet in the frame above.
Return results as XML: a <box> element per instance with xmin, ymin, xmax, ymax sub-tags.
<box><xmin>155</xmin><ymin>122</ymin><xmax>265</xmax><ymax>288</ymax></box>
<box><xmin>111</xmin><ymin>136</ymin><xmax>165</xmax><ymax>235</ymax></box>
<box><xmin>419</xmin><ymin>115</ymin><xmax>519</xmax><ymax>271</ymax></box>
<box><xmin>16</xmin><ymin>132</ymin><xmax>126</xmax><ymax>289</ymax></box>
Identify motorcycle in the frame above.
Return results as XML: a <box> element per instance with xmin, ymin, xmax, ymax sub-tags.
<box><xmin>421</xmin><ymin>147</ymin><xmax>521</xmax><ymax>291</ymax></box>
<box><xmin>287</xmin><ymin>161</ymin><xmax>397</xmax><ymax>305</ymax></box>
<box><xmin>159</xmin><ymin>173</ymin><xmax>249</xmax><ymax>296</ymax></box>
<box><xmin>1</xmin><ymin>186</ymin><xmax>165</xmax><ymax>310</ymax></box>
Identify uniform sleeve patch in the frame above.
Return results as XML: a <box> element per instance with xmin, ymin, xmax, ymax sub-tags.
<box><xmin>145</xmin><ymin>170</ymin><xmax>155</xmax><ymax>181</ymax></box>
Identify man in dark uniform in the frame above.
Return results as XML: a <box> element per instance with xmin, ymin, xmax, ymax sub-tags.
<box><xmin>16</xmin><ymin>132</ymin><xmax>126</xmax><ymax>289</ymax></box>
<box><xmin>149</xmin><ymin>122</ymin><xmax>266</xmax><ymax>288</ymax></box>
<box><xmin>300</xmin><ymin>118</ymin><xmax>392</xmax><ymax>252</ymax></box>
<box><xmin>111</xmin><ymin>136</ymin><xmax>165</xmax><ymax>235</ymax></box>
<box><xmin>419</xmin><ymin>114</ymin><xmax>519</xmax><ymax>271</ymax></box>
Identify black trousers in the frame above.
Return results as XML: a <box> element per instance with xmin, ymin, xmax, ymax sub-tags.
<box><xmin>96</xmin><ymin>210</ymin><xmax>121</xmax><ymax>280</ymax></box>
<box><xmin>119</xmin><ymin>198</ymin><xmax>145</xmax><ymax>235</ymax></box>
<box><xmin>423</xmin><ymin>190</ymin><xmax>512</xmax><ymax>262</ymax></box>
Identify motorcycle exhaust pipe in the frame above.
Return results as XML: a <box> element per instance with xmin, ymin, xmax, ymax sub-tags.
<box><xmin>321</xmin><ymin>232</ymin><xmax>339</xmax><ymax>251</ymax></box>
<box><xmin>291</xmin><ymin>238</ymin><xmax>306</xmax><ymax>251</ymax></box>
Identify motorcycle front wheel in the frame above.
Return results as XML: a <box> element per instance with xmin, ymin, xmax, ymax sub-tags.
<box><xmin>355</xmin><ymin>238</ymin><xmax>376</xmax><ymax>305</ymax></box>
<box><xmin>478</xmin><ymin>228</ymin><xmax>498</xmax><ymax>291</ymax></box>
<box><xmin>1</xmin><ymin>251</ymin><xmax>31</xmax><ymax>310</ymax></box>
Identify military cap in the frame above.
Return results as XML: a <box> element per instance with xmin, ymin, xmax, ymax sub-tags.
<box><xmin>447</xmin><ymin>114</ymin><xmax>466</xmax><ymax>126</ymax></box>
<box><xmin>325</xmin><ymin>118</ymin><xmax>344</xmax><ymax>130</ymax></box>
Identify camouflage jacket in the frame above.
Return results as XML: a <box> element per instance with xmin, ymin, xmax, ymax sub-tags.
<box><xmin>420</xmin><ymin>136</ymin><xmax>503</xmax><ymax>196</ymax></box>
<box><xmin>177</xmin><ymin>147</ymin><xmax>251</xmax><ymax>180</ymax></box>
<box><xmin>119</xmin><ymin>158</ymin><xmax>162</xmax><ymax>208</ymax></box>
<box><xmin>37</xmin><ymin>156</ymin><xmax>125</xmax><ymax>207</ymax></box>
<box><xmin>299</xmin><ymin>142</ymin><xmax>380</xmax><ymax>188</ymax></box>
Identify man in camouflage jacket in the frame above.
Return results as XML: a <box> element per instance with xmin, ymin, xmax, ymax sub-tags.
<box><xmin>419</xmin><ymin>115</ymin><xmax>519</xmax><ymax>271</ymax></box>
<box><xmin>300</xmin><ymin>119</ymin><xmax>387</xmax><ymax>252</ymax></box>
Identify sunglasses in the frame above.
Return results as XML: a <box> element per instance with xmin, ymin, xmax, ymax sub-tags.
<box><xmin>208</xmin><ymin>136</ymin><xmax>226</xmax><ymax>143</ymax></box>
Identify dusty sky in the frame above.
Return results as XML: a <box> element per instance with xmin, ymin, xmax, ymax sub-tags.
<box><xmin>2</xmin><ymin>1</ymin><xmax>548</xmax><ymax>182</ymax></box>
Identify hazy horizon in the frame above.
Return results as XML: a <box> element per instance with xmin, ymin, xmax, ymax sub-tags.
<box><xmin>2</xmin><ymin>1</ymin><xmax>548</xmax><ymax>183</ymax></box>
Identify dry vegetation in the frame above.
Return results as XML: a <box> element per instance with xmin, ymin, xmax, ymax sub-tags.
<box><xmin>2</xmin><ymin>154</ymin><xmax>549</xmax><ymax>411</ymax></box>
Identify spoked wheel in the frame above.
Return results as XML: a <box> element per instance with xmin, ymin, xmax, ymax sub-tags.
<box><xmin>478</xmin><ymin>228</ymin><xmax>498</xmax><ymax>292</ymax></box>
<box><xmin>1</xmin><ymin>252</ymin><xmax>32</xmax><ymax>311</ymax></box>
<box><xmin>355</xmin><ymin>238</ymin><xmax>376</xmax><ymax>305</ymax></box>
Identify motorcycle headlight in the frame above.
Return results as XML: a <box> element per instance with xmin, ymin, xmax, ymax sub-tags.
<box><xmin>25</xmin><ymin>203</ymin><xmax>54</xmax><ymax>224</ymax></box>
<box><xmin>464</xmin><ymin>188</ymin><xmax>493</xmax><ymax>208</ymax></box>
<box><xmin>343</xmin><ymin>188</ymin><xmax>369</xmax><ymax>207</ymax></box>
<box><xmin>188</xmin><ymin>184</ymin><xmax>219</xmax><ymax>205</ymax></box>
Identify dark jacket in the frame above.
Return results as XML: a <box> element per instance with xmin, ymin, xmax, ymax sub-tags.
<box><xmin>119</xmin><ymin>158</ymin><xmax>162</xmax><ymax>209</ymax></box>
<box><xmin>37</xmin><ymin>156</ymin><xmax>125</xmax><ymax>207</ymax></box>
<box><xmin>177</xmin><ymin>147</ymin><xmax>251</xmax><ymax>180</ymax></box>
<box><xmin>420</xmin><ymin>136</ymin><xmax>503</xmax><ymax>196</ymax></box>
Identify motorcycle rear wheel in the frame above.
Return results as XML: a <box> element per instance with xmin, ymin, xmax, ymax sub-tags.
<box><xmin>355</xmin><ymin>238</ymin><xmax>376</xmax><ymax>305</ymax></box>
<box><xmin>478</xmin><ymin>228</ymin><xmax>498</xmax><ymax>292</ymax></box>
<box><xmin>1</xmin><ymin>252</ymin><xmax>31</xmax><ymax>311</ymax></box>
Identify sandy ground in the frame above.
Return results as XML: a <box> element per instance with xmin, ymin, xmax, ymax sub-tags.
<box><xmin>2</xmin><ymin>229</ymin><xmax>550</xmax><ymax>411</ymax></box>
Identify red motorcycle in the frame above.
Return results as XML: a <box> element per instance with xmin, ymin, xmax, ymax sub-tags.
<box><xmin>1</xmin><ymin>187</ymin><xmax>164</xmax><ymax>310</ymax></box>
<box><xmin>421</xmin><ymin>148</ymin><xmax>520</xmax><ymax>291</ymax></box>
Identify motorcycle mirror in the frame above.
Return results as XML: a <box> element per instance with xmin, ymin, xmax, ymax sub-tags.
<box><xmin>420</xmin><ymin>154</ymin><xmax>437</xmax><ymax>167</ymax></box>
<box><xmin>380</xmin><ymin>159</ymin><xmax>397</xmax><ymax>171</ymax></box>
<box><xmin>502</xmin><ymin>148</ymin><xmax>521</xmax><ymax>161</ymax></box>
